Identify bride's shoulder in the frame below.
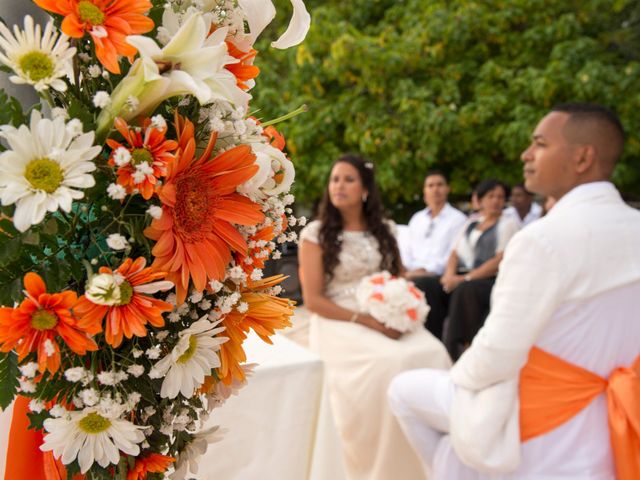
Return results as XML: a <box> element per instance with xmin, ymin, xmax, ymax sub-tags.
<box><xmin>299</xmin><ymin>220</ymin><xmax>322</xmax><ymax>244</ymax></box>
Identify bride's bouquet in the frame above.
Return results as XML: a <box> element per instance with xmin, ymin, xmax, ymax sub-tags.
<box><xmin>355</xmin><ymin>271</ymin><xmax>430</xmax><ymax>333</ymax></box>
<box><xmin>0</xmin><ymin>0</ymin><xmax>309</xmax><ymax>478</ymax></box>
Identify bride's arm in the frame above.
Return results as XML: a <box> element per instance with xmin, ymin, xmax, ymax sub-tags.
<box><xmin>298</xmin><ymin>239</ymin><xmax>401</xmax><ymax>339</ymax></box>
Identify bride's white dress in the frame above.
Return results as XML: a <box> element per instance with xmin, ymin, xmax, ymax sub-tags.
<box><xmin>300</xmin><ymin>221</ymin><xmax>451</xmax><ymax>480</ymax></box>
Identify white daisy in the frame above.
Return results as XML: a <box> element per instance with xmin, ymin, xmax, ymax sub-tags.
<box><xmin>171</xmin><ymin>426</ymin><xmax>225</xmax><ymax>480</ymax></box>
<box><xmin>154</xmin><ymin>319</ymin><xmax>228</xmax><ymax>399</ymax></box>
<box><xmin>0</xmin><ymin>110</ymin><xmax>101</xmax><ymax>232</ymax></box>
<box><xmin>40</xmin><ymin>409</ymin><xmax>145</xmax><ymax>473</ymax></box>
<box><xmin>0</xmin><ymin>15</ymin><xmax>75</xmax><ymax>92</ymax></box>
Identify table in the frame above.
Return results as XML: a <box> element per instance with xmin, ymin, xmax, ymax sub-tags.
<box><xmin>193</xmin><ymin>332</ymin><xmax>347</xmax><ymax>480</ymax></box>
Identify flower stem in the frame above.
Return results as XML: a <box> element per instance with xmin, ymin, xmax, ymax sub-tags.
<box><xmin>260</xmin><ymin>104</ymin><xmax>308</xmax><ymax>127</ymax></box>
<box><xmin>117</xmin><ymin>457</ymin><xmax>128</xmax><ymax>479</ymax></box>
<box><xmin>40</xmin><ymin>89</ymin><xmax>55</xmax><ymax>109</ymax></box>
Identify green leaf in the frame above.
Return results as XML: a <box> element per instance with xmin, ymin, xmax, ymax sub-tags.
<box><xmin>0</xmin><ymin>274</ymin><xmax>23</xmax><ymax>306</ymax></box>
<box><xmin>0</xmin><ymin>235</ymin><xmax>22</xmax><ymax>266</ymax></box>
<box><xmin>41</xmin><ymin>217</ymin><xmax>59</xmax><ymax>235</ymax></box>
<box><xmin>22</xmin><ymin>231</ymin><xmax>40</xmax><ymax>246</ymax></box>
<box><xmin>0</xmin><ymin>351</ymin><xmax>19</xmax><ymax>410</ymax></box>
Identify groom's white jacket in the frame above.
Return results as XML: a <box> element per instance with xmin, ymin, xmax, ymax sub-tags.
<box><xmin>448</xmin><ymin>182</ymin><xmax>640</xmax><ymax>474</ymax></box>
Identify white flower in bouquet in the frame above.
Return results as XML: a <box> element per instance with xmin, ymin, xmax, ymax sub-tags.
<box><xmin>171</xmin><ymin>426</ymin><xmax>225</xmax><ymax>480</ymax></box>
<box><xmin>98</xmin><ymin>12</ymin><xmax>248</xmax><ymax>135</ymax></box>
<box><xmin>236</xmin><ymin>0</ymin><xmax>311</xmax><ymax>50</ymax></box>
<box><xmin>208</xmin><ymin>363</ymin><xmax>255</xmax><ymax>407</ymax></box>
<box><xmin>239</xmin><ymin>142</ymin><xmax>295</xmax><ymax>199</ymax></box>
<box><xmin>0</xmin><ymin>15</ymin><xmax>75</xmax><ymax>92</ymax></box>
<box><xmin>154</xmin><ymin>319</ymin><xmax>228</xmax><ymax>399</ymax></box>
<box><xmin>84</xmin><ymin>273</ymin><xmax>124</xmax><ymax>306</ymax></box>
<box><xmin>356</xmin><ymin>271</ymin><xmax>430</xmax><ymax>333</ymax></box>
<box><xmin>105</xmin><ymin>233</ymin><xmax>129</xmax><ymax>250</ymax></box>
<box><xmin>0</xmin><ymin>110</ymin><xmax>101</xmax><ymax>232</ymax></box>
<box><xmin>40</xmin><ymin>409</ymin><xmax>145</xmax><ymax>473</ymax></box>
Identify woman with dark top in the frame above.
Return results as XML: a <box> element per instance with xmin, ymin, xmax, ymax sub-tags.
<box><xmin>415</xmin><ymin>179</ymin><xmax>520</xmax><ymax>360</ymax></box>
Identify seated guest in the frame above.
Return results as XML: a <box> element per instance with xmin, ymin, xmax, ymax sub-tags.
<box><xmin>504</xmin><ymin>182</ymin><xmax>542</xmax><ymax>227</ymax></box>
<box><xmin>298</xmin><ymin>154</ymin><xmax>451</xmax><ymax>480</ymax></box>
<box><xmin>414</xmin><ymin>179</ymin><xmax>519</xmax><ymax>357</ymax></box>
<box><xmin>404</xmin><ymin>171</ymin><xmax>466</xmax><ymax>279</ymax></box>
<box><xmin>388</xmin><ymin>103</ymin><xmax>640</xmax><ymax>480</ymax></box>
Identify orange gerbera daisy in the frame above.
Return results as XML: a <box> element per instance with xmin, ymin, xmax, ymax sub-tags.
<box><xmin>34</xmin><ymin>0</ymin><xmax>154</xmax><ymax>74</ymax></box>
<box><xmin>127</xmin><ymin>453</ymin><xmax>174</xmax><ymax>480</ymax></box>
<box><xmin>225</xmin><ymin>42</ymin><xmax>260</xmax><ymax>90</ymax></box>
<box><xmin>74</xmin><ymin>257</ymin><xmax>173</xmax><ymax>347</ymax></box>
<box><xmin>0</xmin><ymin>273</ymin><xmax>100</xmax><ymax>374</ymax></box>
<box><xmin>144</xmin><ymin>113</ymin><xmax>265</xmax><ymax>304</ymax></box>
<box><xmin>217</xmin><ymin>275</ymin><xmax>294</xmax><ymax>385</ymax></box>
<box><xmin>106</xmin><ymin>117</ymin><xmax>178</xmax><ymax>199</ymax></box>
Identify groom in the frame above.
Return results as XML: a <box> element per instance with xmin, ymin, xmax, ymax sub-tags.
<box><xmin>388</xmin><ymin>103</ymin><xmax>640</xmax><ymax>479</ymax></box>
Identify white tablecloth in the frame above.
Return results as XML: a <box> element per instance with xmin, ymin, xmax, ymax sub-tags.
<box><xmin>194</xmin><ymin>332</ymin><xmax>347</xmax><ymax>480</ymax></box>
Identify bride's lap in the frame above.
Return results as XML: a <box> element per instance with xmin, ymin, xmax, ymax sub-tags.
<box><xmin>310</xmin><ymin>315</ymin><xmax>451</xmax><ymax>369</ymax></box>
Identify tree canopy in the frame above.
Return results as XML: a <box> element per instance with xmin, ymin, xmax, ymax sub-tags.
<box><xmin>253</xmin><ymin>0</ymin><xmax>640</xmax><ymax>219</ymax></box>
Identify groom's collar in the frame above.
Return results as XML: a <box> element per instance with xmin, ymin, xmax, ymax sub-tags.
<box><xmin>549</xmin><ymin>181</ymin><xmax>619</xmax><ymax>216</ymax></box>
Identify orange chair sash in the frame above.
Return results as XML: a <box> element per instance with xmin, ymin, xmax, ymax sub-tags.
<box><xmin>5</xmin><ymin>396</ymin><xmax>46</xmax><ymax>480</ymax></box>
<box><xmin>520</xmin><ymin>347</ymin><xmax>640</xmax><ymax>480</ymax></box>
<box><xmin>4</xmin><ymin>396</ymin><xmax>73</xmax><ymax>480</ymax></box>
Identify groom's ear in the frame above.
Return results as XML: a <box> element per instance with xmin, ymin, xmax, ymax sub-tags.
<box><xmin>574</xmin><ymin>144</ymin><xmax>597</xmax><ymax>175</ymax></box>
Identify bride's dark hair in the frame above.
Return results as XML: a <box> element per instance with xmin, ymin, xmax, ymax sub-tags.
<box><xmin>318</xmin><ymin>154</ymin><xmax>402</xmax><ymax>280</ymax></box>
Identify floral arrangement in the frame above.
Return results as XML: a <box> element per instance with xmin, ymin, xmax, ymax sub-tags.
<box><xmin>0</xmin><ymin>0</ymin><xmax>310</xmax><ymax>478</ymax></box>
<box><xmin>355</xmin><ymin>271</ymin><xmax>430</xmax><ymax>333</ymax></box>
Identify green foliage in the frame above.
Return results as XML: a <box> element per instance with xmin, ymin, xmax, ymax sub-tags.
<box><xmin>253</xmin><ymin>0</ymin><xmax>640</xmax><ymax>218</ymax></box>
<box><xmin>0</xmin><ymin>89</ymin><xmax>30</xmax><ymax>141</ymax></box>
<box><xmin>0</xmin><ymin>351</ymin><xmax>19</xmax><ymax>409</ymax></box>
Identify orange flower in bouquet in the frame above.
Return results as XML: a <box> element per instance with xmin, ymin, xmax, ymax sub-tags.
<box><xmin>217</xmin><ymin>275</ymin><xmax>294</xmax><ymax>385</ymax></box>
<box><xmin>127</xmin><ymin>453</ymin><xmax>175</xmax><ymax>480</ymax></box>
<box><xmin>34</xmin><ymin>0</ymin><xmax>154</xmax><ymax>73</ymax></box>
<box><xmin>0</xmin><ymin>273</ymin><xmax>100</xmax><ymax>374</ymax></box>
<box><xmin>106</xmin><ymin>117</ymin><xmax>178</xmax><ymax>199</ymax></box>
<box><xmin>74</xmin><ymin>257</ymin><xmax>173</xmax><ymax>347</ymax></box>
<box><xmin>144</xmin><ymin>113</ymin><xmax>264</xmax><ymax>304</ymax></box>
<box><xmin>226</xmin><ymin>42</ymin><xmax>260</xmax><ymax>90</ymax></box>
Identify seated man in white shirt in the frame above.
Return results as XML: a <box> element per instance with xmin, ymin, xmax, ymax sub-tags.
<box><xmin>503</xmin><ymin>183</ymin><xmax>542</xmax><ymax>227</ymax></box>
<box><xmin>388</xmin><ymin>103</ymin><xmax>640</xmax><ymax>479</ymax></box>
<box><xmin>404</xmin><ymin>171</ymin><xmax>467</xmax><ymax>280</ymax></box>
<box><xmin>403</xmin><ymin>171</ymin><xmax>467</xmax><ymax>339</ymax></box>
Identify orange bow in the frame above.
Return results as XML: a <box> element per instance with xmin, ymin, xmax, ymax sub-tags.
<box><xmin>520</xmin><ymin>347</ymin><xmax>640</xmax><ymax>480</ymax></box>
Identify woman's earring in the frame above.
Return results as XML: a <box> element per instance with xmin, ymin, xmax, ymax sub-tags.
<box><xmin>362</xmin><ymin>193</ymin><xmax>368</xmax><ymax>203</ymax></box>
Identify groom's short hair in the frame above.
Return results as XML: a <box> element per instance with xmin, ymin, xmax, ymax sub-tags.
<box><xmin>551</xmin><ymin>103</ymin><xmax>625</xmax><ymax>175</ymax></box>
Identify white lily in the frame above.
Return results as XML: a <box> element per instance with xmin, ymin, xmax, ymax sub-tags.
<box><xmin>96</xmin><ymin>13</ymin><xmax>249</xmax><ymax>138</ymax></box>
<box><xmin>237</xmin><ymin>0</ymin><xmax>311</xmax><ymax>49</ymax></box>
<box><xmin>129</xmin><ymin>13</ymin><xmax>249</xmax><ymax>106</ymax></box>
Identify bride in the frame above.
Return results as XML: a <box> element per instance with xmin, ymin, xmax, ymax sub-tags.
<box><xmin>298</xmin><ymin>154</ymin><xmax>451</xmax><ymax>480</ymax></box>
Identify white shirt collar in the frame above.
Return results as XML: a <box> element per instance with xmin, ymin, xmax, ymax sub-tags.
<box><xmin>425</xmin><ymin>203</ymin><xmax>452</xmax><ymax>218</ymax></box>
<box><xmin>551</xmin><ymin>181</ymin><xmax>618</xmax><ymax>215</ymax></box>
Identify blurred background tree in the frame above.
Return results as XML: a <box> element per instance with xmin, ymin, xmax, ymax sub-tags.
<box><xmin>253</xmin><ymin>0</ymin><xmax>640</xmax><ymax>221</ymax></box>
